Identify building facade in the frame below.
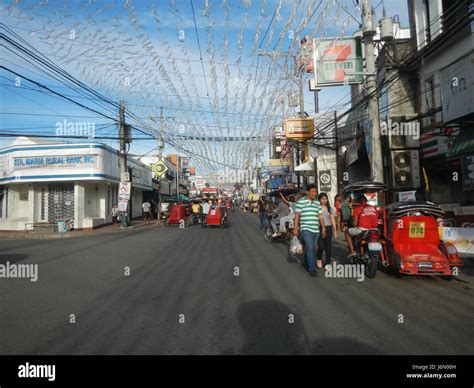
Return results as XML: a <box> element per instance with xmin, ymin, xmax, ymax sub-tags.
<box><xmin>0</xmin><ymin>137</ymin><xmax>152</xmax><ymax>231</ymax></box>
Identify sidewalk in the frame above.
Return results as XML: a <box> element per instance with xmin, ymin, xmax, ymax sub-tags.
<box><xmin>0</xmin><ymin>218</ymin><xmax>162</xmax><ymax>240</ymax></box>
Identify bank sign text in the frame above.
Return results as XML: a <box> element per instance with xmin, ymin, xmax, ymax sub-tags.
<box><xmin>14</xmin><ymin>155</ymin><xmax>96</xmax><ymax>169</ymax></box>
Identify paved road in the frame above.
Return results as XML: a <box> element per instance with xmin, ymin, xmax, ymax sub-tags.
<box><xmin>1</xmin><ymin>210</ymin><xmax>473</xmax><ymax>355</ymax></box>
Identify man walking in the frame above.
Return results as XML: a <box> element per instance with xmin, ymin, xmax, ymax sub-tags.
<box><xmin>142</xmin><ymin>200</ymin><xmax>152</xmax><ymax>225</ymax></box>
<box><xmin>293</xmin><ymin>184</ymin><xmax>326</xmax><ymax>277</ymax></box>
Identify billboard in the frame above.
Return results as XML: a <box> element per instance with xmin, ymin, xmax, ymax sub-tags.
<box><xmin>440</xmin><ymin>53</ymin><xmax>474</xmax><ymax>123</ymax></box>
<box><xmin>284</xmin><ymin>118</ymin><xmax>314</xmax><ymax>140</ymax></box>
<box><xmin>313</xmin><ymin>37</ymin><xmax>363</xmax><ymax>86</ymax></box>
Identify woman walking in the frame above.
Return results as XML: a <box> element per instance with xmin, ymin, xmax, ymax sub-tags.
<box><xmin>317</xmin><ymin>193</ymin><xmax>338</xmax><ymax>268</ymax></box>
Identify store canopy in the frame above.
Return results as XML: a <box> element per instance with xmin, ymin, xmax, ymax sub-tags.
<box><xmin>294</xmin><ymin>160</ymin><xmax>314</xmax><ymax>171</ymax></box>
<box><xmin>446</xmin><ymin>129</ymin><xmax>474</xmax><ymax>158</ymax></box>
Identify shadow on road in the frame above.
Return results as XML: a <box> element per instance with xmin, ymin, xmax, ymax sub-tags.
<box><xmin>227</xmin><ymin>299</ymin><xmax>383</xmax><ymax>355</ymax></box>
<box><xmin>0</xmin><ymin>254</ymin><xmax>29</xmax><ymax>265</ymax></box>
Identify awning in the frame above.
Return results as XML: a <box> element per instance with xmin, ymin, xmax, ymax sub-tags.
<box><xmin>294</xmin><ymin>160</ymin><xmax>314</xmax><ymax>171</ymax></box>
<box><xmin>446</xmin><ymin>129</ymin><xmax>474</xmax><ymax>158</ymax></box>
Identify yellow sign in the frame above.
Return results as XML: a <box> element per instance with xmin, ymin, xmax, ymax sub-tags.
<box><xmin>152</xmin><ymin>160</ymin><xmax>168</xmax><ymax>177</ymax></box>
<box><xmin>409</xmin><ymin>222</ymin><xmax>425</xmax><ymax>238</ymax></box>
<box><xmin>284</xmin><ymin>118</ymin><xmax>314</xmax><ymax>140</ymax></box>
<box><xmin>265</xmin><ymin>159</ymin><xmax>291</xmax><ymax>167</ymax></box>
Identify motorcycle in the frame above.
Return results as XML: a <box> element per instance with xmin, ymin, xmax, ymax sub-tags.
<box><xmin>264</xmin><ymin>213</ymin><xmax>294</xmax><ymax>244</ymax></box>
<box><xmin>350</xmin><ymin>228</ymin><xmax>383</xmax><ymax>279</ymax></box>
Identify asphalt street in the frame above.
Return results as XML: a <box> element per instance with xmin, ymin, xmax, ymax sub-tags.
<box><xmin>0</xmin><ymin>210</ymin><xmax>473</xmax><ymax>355</ymax></box>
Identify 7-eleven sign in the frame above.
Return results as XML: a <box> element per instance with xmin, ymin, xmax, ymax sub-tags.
<box><xmin>314</xmin><ymin>37</ymin><xmax>363</xmax><ymax>86</ymax></box>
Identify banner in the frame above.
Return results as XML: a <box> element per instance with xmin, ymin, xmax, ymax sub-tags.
<box><xmin>441</xmin><ymin>227</ymin><xmax>474</xmax><ymax>254</ymax></box>
<box><xmin>314</xmin><ymin>37</ymin><xmax>363</xmax><ymax>86</ymax></box>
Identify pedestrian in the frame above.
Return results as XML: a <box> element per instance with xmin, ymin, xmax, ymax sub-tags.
<box><xmin>257</xmin><ymin>196</ymin><xmax>267</xmax><ymax>229</ymax></box>
<box><xmin>111</xmin><ymin>204</ymin><xmax>119</xmax><ymax>225</ymax></box>
<box><xmin>201</xmin><ymin>199</ymin><xmax>211</xmax><ymax>223</ymax></box>
<box><xmin>293</xmin><ymin>184</ymin><xmax>326</xmax><ymax>277</ymax></box>
<box><xmin>334</xmin><ymin>194</ymin><xmax>342</xmax><ymax>231</ymax></box>
<box><xmin>278</xmin><ymin>194</ymin><xmax>297</xmax><ymax>234</ymax></box>
<box><xmin>270</xmin><ymin>193</ymin><xmax>290</xmax><ymax>237</ymax></box>
<box><xmin>317</xmin><ymin>193</ymin><xmax>338</xmax><ymax>268</ymax></box>
<box><xmin>142</xmin><ymin>200</ymin><xmax>152</xmax><ymax>225</ymax></box>
<box><xmin>341</xmin><ymin>193</ymin><xmax>356</xmax><ymax>257</ymax></box>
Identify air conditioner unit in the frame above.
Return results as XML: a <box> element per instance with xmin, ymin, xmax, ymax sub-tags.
<box><xmin>388</xmin><ymin>115</ymin><xmax>420</xmax><ymax>149</ymax></box>
<box><xmin>390</xmin><ymin>150</ymin><xmax>421</xmax><ymax>190</ymax></box>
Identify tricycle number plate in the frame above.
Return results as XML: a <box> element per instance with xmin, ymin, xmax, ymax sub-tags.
<box><xmin>368</xmin><ymin>242</ymin><xmax>383</xmax><ymax>251</ymax></box>
<box><xmin>210</xmin><ymin>210</ymin><xmax>216</xmax><ymax>215</ymax></box>
<box><xmin>418</xmin><ymin>262</ymin><xmax>433</xmax><ymax>268</ymax></box>
<box><xmin>409</xmin><ymin>222</ymin><xmax>425</xmax><ymax>238</ymax></box>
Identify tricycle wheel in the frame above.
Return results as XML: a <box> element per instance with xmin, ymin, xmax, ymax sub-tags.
<box><xmin>365</xmin><ymin>253</ymin><xmax>378</xmax><ymax>279</ymax></box>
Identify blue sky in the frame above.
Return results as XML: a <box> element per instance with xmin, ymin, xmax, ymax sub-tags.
<box><xmin>0</xmin><ymin>0</ymin><xmax>409</xmax><ymax>174</ymax></box>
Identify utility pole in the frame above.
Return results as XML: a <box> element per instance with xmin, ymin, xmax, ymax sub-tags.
<box><xmin>176</xmin><ymin>154</ymin><xmax>180</xmax><ymax>201</ymax></box>
<box><xmin>119</xmin><ymin>101</ymin><xmax>130</xmax><ymax>228</ymax></box>
<box><xmin>362</xmin><ymin>0</ymin><xmax>384</xmax><ymax>183</ymax></box>
<box><xmin>150</xmin><ymin>107</ymin><xmax>175</xmax><ymax>223</ymax></box>
<box><xmin>313</xmin><ymin>85</ymin><xmax>320</xmax><ymax>189</ymax></box>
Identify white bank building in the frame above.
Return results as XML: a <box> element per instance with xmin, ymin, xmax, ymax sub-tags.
<box><xmin>0</xmin><ymin>137</ymin><xmax>152</xmax><ymax>231</ymax></box>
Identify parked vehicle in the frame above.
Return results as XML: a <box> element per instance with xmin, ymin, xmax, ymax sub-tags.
<box><xmin>386</xmin><ymin>201</ymin><xmax>463</xmax><ymax>278</ymax></box>
<box><xmin>343</xmin><ymin>181</ymin><xmax>464</xmax><ymax>279</ymax></box>
<box><xmin>342</xmin><ymin>181</ymin><xmax>388</xmax><ymax>279</ymax></box>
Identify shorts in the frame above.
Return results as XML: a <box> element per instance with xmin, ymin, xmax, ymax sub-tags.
<box><xmin>144</xmin><ymin>211</ymin><xmax>151</xmax><ymax>219</ymax></box>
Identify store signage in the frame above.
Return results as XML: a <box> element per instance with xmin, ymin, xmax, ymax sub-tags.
<box><xmin>13</xmin><ymin>155</ymin><xmax>96</xmax><ymax>169</ymax></box>
<box><xmin>313</xmin><ymin>37</ymin><xmax>363</xmax><ymax>86</ymax></box>
<box><xmin>284</xmin><ymin>118</ymin><xmax>314</xmax><ymax>140</ymax></box>
<box><xmin>265</xmin><ymin>159</ymin><xmax>290</xmax><ymax>167</ymax></box>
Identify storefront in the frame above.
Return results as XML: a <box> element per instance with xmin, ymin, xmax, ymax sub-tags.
<box><xmin>0</xmin><ymin>137</ymin><xmax>152</xmax><ymax>231</ymax></box>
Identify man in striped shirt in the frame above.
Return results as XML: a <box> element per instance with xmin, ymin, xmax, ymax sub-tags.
<box><xmin>293</xmin><ymin>184</ymin><xmax>326</xmax><ymax>277</ymax></box>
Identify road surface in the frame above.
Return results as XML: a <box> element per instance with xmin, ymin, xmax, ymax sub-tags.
<box><xmin>1</xmin><ymin>210</ymin><xmax>473</xmax><ymax>355</ymax></box>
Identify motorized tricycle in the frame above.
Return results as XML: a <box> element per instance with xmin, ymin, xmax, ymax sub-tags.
<box><xmin>263</xmin><ymin>188</ymin><xmax>299</xmax><ymax>244</ymax></box>
<box><xmin>342</xmin><ymin>181</ymin><xmax>387</xmax><ymax>279</ymax></box>
<box><xmin>201</xmin><ymin>206</ymin><xmax>230</xmax><ymax>228</ymax></box>
<box><xmin>166</xmin><ymin>203</ymin><xmax>191</xmax><ymax>227</ymax></box>
<box><xmin>386</xmin><ymin>201</ymin><xmax>463</xmax><ymax>278</ymax></box>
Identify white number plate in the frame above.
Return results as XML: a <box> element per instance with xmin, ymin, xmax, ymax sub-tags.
<box><xmin>368</xmin><ymin>242</ymin><xmax>383</xmax><ymax>251</ymax></box>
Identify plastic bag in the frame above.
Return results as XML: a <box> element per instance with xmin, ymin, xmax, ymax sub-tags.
<box><xmin>290</xmin><ymin>236</ymin><xmax>304</xmax><ymax>255</ymax></box>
